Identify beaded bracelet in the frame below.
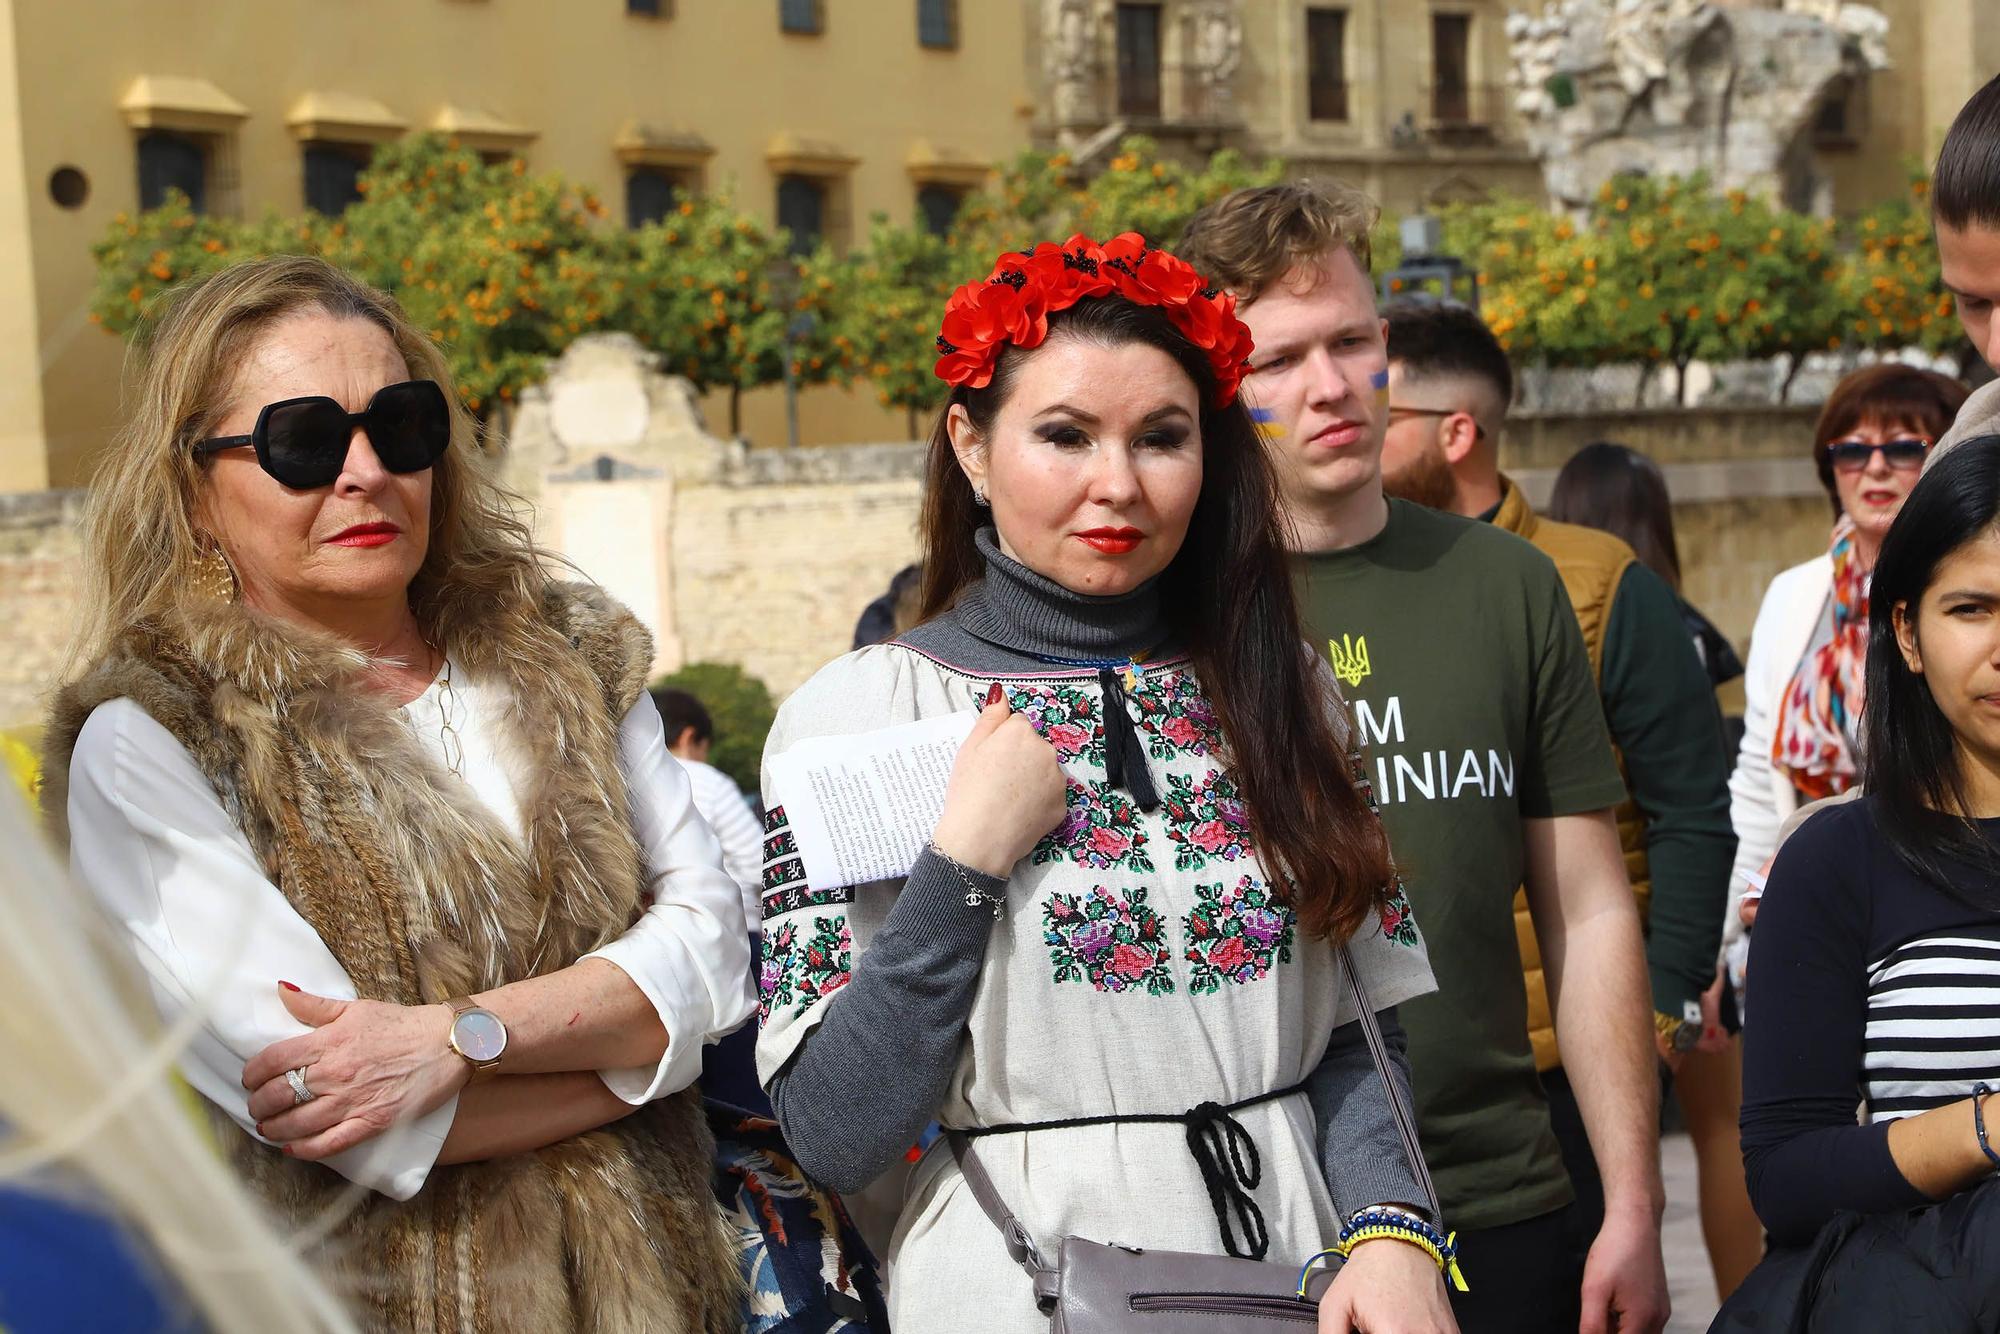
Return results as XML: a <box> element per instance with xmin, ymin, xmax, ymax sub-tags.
<box><xmin>927</xmin><ymin>841</ymin><xmax>1006</xmax><ymax>918</ymax></box>
<box><xmin>1973</xmin><ymin>1082</ymin><xmax>2000</xmax><ymax>1170</ymax></box>
<box><xmin>1294</xmin><ymin>1208</ymin><xmax>1470</xmax><ymax>1297</ymax></box>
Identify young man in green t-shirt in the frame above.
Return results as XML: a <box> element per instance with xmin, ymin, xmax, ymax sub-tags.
<box><xmin>1181</xmin><ymin>184</ymin><xmax>1669</xmax><ymax>1334</ymax></box>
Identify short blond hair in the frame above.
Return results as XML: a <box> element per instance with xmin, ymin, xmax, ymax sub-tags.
<box><xmin>70</xmin><ymin>255</ymin><xmax>543</xmax><ymax>675</ymax></box>
<box><xmin>1178</xmin><ymin>180</ymin><xmax>1380</xmax><ymax>303</ymax></box>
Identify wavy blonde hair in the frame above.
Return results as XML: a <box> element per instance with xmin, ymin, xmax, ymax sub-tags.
<box><xmin>0</xmin><ymin>780</ymin><xmax>357</xmax><ymax>1333</ymax></box>
<box><xmin>70</xmin><ymin>254</ymin><xmax>544</xmax><ymax>674</ymax></box>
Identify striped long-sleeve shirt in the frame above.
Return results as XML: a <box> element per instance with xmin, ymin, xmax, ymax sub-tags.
<box><xmin>1740</xmin><ymin>794</ymin><xmax>2000</xmax><ymax>1245</ymax></box>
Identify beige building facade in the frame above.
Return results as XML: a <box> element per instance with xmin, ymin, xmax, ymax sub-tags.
<box><xmin>0</xmin><ymin>0</ymin><xmax>1031</xmax><ymax>492</ymax></box>
<box><xmin>1029</xmin><ymin>0</ymin><xmax>1998</xmax><ymax>213</ymax></box>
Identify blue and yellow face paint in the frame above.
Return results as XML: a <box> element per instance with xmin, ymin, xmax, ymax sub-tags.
<box><xmin>1369</xmin><ymin>366</ymin><xmax>1390</xmax><ymax>411</ymax></box>
<box><xmin>1249</xmin><ymin>405</ymin><xmax>1288</xmax><ymax>440</ymax></box>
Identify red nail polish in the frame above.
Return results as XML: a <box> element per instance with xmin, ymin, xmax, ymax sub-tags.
<box><xmin>985</xmin><ymin>683</ymin><xmax>1004</xmax><ymax>707</ymax></box>
<box><xmin>279</xmin><ymin>980</ymin><xmax>301</xmax><ymax>992</ymax></box>
<box><xmin>282</xmin><ymin>1145</ymin><xmax>295</xmax><ymax>1156</ymax></box>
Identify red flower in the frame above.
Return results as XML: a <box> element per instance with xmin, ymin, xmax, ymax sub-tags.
<box><xmin>1191</xmin><ymin>819</ymin><xmax>1232</xmax><ymax>853</ymax></box>
<box><xmin>1111</xmin><ymin>944</ymin><xmax>1154</xmax><ymax>978</ymax></box>
<box><xmin>1209</xmin><ymin>936</ymin><xmax>1250</xmax><ymax>974</ymax></box>
<box><xmin>1046</xmin><ymin>722</ymin><xmax>1090</xmax><ymax>753</ymax></box>
<box><xmin>1163</xmin><ymin>715</ymin><xmax>1200</xmax><ymax>747</ymax></box>
<box><xmin>1089</xmin><ymin>826</ymin><xmax>1132</xmax><ymax>857</ymax></box>
<box><xmin>933</xmin><ymin>231</ymin><xmax>1256</xmax><ymax>407</ymax></box>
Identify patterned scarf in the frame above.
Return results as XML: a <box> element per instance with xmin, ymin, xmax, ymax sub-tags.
<box><xmin>1772</xmin><ymin>517</ymin><xmax>1869</xmax><ymax>800</ymax></box>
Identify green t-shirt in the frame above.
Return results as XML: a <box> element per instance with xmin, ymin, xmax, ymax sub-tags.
<box><xmin>1296</xmin><ymin>499</ymin><xmax>1628</xmax><ymax>1230</ymax></box>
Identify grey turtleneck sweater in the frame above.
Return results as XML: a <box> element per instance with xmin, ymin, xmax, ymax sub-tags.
<box><xmin>765</xmin><ymin>530</ymin><xmax>1428</xmax><ymax>1222</ymax></box>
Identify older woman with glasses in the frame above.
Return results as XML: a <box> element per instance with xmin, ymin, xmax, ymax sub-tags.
<box><xmin>43</xmin><ymin>255</ymin><xmax>753</xmax><ymax>1332</ymax></box>
<box><xmin>1728</xmin><ymin>364</ymin><xmax>1969</xmax><ymax>929</ymax></box>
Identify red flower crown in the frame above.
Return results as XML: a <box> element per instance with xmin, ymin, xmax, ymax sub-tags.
<box><xmin>933</xmin><ymin>232</ymin><xmax>1256</xmax><ymax>407</ymax></box>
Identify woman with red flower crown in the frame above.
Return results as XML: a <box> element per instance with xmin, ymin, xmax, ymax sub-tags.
<box><xmin>755</xmin><ymin>233</ymin><xmax>1457</xmax><ymax>1332</ymax></box>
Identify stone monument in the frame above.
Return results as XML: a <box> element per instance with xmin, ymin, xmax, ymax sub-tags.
<box><xmin>1506</xmin><ymin>0</ymin><xmax>1891</xmax><ymax>213</ymax></box>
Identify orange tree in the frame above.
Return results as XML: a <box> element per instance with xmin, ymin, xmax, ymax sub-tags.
<box><xmin>610</xmin><ymin>192</ymin><xmax>842</xmax><ymax>437</ymax></box>
<box><xmin>1834</xmin><ymin>170</ymin><xmax>1969</xmax><ymax>369</ymax></box>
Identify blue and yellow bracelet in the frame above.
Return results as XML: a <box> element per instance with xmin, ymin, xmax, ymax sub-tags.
<box><xmin>1295</xmin><ymin>1206</ymin><xmax>1469</xmax><ymax>1297</ymax></box>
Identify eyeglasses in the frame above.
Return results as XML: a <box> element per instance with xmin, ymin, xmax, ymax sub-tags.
<box><xmin>1386</xmin><ymin>405</ymin><xmax>1487</xmax><ymax>441</ymax></box>
<box><xmin>1826</xmin><ymin>437</ymin><xmax>1931</xmax><ymax>473</ymax></box>
<box><xmin>194</xmin><ymin>380</ymin><xmax>451</xmax><ymax>490</ymax></box>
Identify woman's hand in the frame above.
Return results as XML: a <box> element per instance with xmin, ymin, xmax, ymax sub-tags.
<box><xmin>242</xmin><ymin>984</ymin><xmax>470</xmax><ymax>1161</ymax></box>
<box><xmin>1316</xmin><ymin>1239</ymin><xmax>1458</xmax><ymax>1333</ymax></box>
<box><xmin>930</xmin><ymin>687</ymin><xmax>1067</xmax><ymax>878</ymax></box>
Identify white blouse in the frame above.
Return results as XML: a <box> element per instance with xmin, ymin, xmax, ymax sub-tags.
<box><xmin>66</xmin><ymin>667</ymin><xmax>755</xmax><ymax>1202</ymax></box>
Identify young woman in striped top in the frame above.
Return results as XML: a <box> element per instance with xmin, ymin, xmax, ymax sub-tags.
<box><xmin>1737</xmin><ymin>430</ymin><xmax>2000</xmax><ymax>1265</ymax></box>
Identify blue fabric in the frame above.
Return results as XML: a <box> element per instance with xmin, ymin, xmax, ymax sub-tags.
<box><xmin>0</xmin><ymin>1185</ymin><xmax>197</xmax><ymax>1333</ymax></box>
<box><xmin>707</xmin><ymin>1102</ymin><xmax>888</xmax><ymax>1333</ymax></box>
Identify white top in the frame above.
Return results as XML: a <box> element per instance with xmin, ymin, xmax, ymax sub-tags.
<box><xmin>757</xmin><ymin>645</ymin><xmax>1436</xmax><ymax>1332</ymax></box>
<box><xmin>1725</xmin><ymin>552</ymin><xmax>1834</xmax><ymax>955</ymax></box>
<box><xmin>66</xmin><ymin>669</ymin><xmax>755</xmax><ymax>1202</ymax></box>
<box><xmin>674</xmin><ymin>755</ymin><xmax>765</xmax><ymax>933</ymax></box>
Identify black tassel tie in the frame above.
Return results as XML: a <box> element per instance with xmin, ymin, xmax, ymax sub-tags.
<box><xmin>1096</xmin><ymin>666</ymin><xmax>1161</xmax><ymax>812</ymax></box>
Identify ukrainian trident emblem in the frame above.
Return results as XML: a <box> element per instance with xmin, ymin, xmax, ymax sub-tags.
<box><xmin>1327</xmin><ymin>634</ymin><xmax>1371</xmax><ymax>688</ymax></box>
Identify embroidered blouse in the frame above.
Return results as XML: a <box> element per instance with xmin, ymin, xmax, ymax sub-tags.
<box><xmin>756</xmin><ymin>530</ymin><xmax>1437</xmax><ymax>1332</ymax></box>
<box><xmin>66</xmin><ymin>672</ymin><xmax>755</xmax><ymax>1202</ymax></box>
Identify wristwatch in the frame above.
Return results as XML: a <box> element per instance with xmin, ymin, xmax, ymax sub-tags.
<box><xmin>1655</xmin><ymin>1004</ymin><xmax>1701</xmax><ymax>1055</ymax></box>
<box><xmin>444</xmin><ymin>996</ymin><xmax>508</xmax><ymax>1078</ymax></box>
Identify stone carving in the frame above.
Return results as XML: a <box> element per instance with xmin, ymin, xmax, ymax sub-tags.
<box><xmin>1044</xmin><ymin>0</ymin><xmax>1100</xmax><ymax>127</ymax></box>
<box><xmin>1188</xmin><ymin>1</ymin><xmax>1244</xmax><ymax>118</ymax></box>
<box><xmin>1506</xmin><ymin>0</ymin><xmax>1890</xmax><ymax>213</ymax></box>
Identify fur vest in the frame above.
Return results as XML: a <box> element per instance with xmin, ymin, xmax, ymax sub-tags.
<box><xmin>43</xmin><ymin>582</ymin><xmax>743</xmax><ymax>1334</ymax></box>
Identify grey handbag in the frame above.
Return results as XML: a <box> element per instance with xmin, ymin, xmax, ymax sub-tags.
<box><xmin>948</xmin><ymin>943</ymin><xmax>1441</xmax><ymax>1331</ymax></box>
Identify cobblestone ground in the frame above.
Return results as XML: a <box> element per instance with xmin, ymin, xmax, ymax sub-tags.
<box><xmin>1662</xmin><ymin>1131</ymin><xmax>1718</xmax><ymax>1333</ymax></box>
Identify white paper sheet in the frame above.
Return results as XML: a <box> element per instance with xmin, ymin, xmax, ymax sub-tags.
<box><xmin>765</xmin><ymin>711</ymin><xmax>978</xmax><ymax>889</ymax></box>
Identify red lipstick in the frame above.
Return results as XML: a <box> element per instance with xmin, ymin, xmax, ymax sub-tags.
<box><xmin>326</xmin><ymin>521</ymin><xmax>402</xmax><ymax>548</ymax></box>
<box><xmin>1077</xmin><ymin>526</ymin><xmax>1144</xmax><ymax>555</ymax></box>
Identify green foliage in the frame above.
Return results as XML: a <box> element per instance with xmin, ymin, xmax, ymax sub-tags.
<box><xmin>90</xmin><ymin>135</ymin><xmax>831</xmax><ymax>421</ymax></box>
<box><xmin>94</xmin><ymin>134</ymin><xmax>1966</xmax><ymax>425</ymax></box>
<box><xmin>651</xmin><ymin>662</ymin><xmax>777</xmax><ymax>793</ymax></box>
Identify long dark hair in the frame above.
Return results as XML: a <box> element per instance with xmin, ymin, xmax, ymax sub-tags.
<box><xmin>1546</xmin><ymin>442</ymin><xmax>1683</xmax><ymax>592</ymax></box>
<box><xmin>1863</xmin><ymin>433</ymin><xmax>2000</xmax><ymax>894</ymax></box>
<box><xmin>917</xmin><ymin>296</ymin><xmax>1393</xmax><ymax>942</ymax></box>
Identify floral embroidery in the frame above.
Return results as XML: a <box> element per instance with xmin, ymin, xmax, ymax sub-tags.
<box><xmin>1043</xmin><ymin>885</ymin><xmax>1174</xmax><ymax>994</ymax></box>
<box><xmin>1378</xmin><ymin>880</ymin><xmax>1420</xmax><ymax>948</ymax></box>
<box><xmin>1184</xmin><ymin>876</ymin><xmax>1296</xmax><ymax>993</ymax></box>
<box><xmin>758</xmin><ymin>914</ymin><xmax>853</xmax><ymax>1020</ymax></box>
<box><xmin>1032</xmin><ymin>778</ymin><xmax>1156</xmax><ymax>872</ymax></box>
<box><xmin>1162</xmin><ymin>770</ymin><xmax>1252</xmax><ymax>871</ymax></box>
<box><xmin>1133</xmin><ymin>670</ymin><xmax>1224</xmax><ymax>759</ymax></box>
<box><xmin>760</xmin><ymin>882</ymin><xmax>852</xmax><ymax>921</ymax></box>
<box><xmin>1007</xmin><ymin>683</ymin><xmax>1106</xmax><ymax>766</ymax></box>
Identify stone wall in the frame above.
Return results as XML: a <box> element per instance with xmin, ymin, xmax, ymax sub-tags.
<box><xmin>0</xmin><ymin>490</ymin><xmax>85</xmax><ymax>733</ymax></box>
<box><xmin>0</xmin><ymin>345</ymin><xmax>1854</xmax><ymax>730</ymax></box>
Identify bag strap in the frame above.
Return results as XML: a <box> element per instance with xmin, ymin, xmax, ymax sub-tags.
<box><xmin>946</xmin><ymin>1131</ymin><xmax>1061</xmax><ymax>1307</ymax></box>
<box><xmin>1337</xmin><ymin>941</ymin><xmax>1442</xmax><ymax>1222</ymax></box>
<box><xmin>947</xmin><ymin>939</ymin><xmax>1443</xmax><ymax>1294</ymax></box>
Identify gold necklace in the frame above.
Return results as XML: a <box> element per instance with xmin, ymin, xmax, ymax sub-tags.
<box><xmin>433</xmin><ymin>647</ymin><xmax>465</xmax><ymax>778</ymax></box>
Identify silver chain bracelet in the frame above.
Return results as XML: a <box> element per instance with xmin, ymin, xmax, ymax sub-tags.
<box><xmin>928</xmin><ymin>841</ymin><xmax>1006</xmax><ymax>918</ymax></box>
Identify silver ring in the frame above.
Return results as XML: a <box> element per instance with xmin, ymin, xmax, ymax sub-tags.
<box><xmin>286</xmin><ymin>1066</ymin><xmax>315</xmax><ymax>1106</ymax></box>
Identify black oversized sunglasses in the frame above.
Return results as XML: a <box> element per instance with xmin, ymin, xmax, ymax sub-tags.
<box><xmin>193</xmin><ymin>380</ymin><xmax>451</xmax><ymax>489</ymax></box>
<box><xmin>1826</xmin><ymin>436</ymin><xmax>1930</xmax><ymax>473</ymax></box>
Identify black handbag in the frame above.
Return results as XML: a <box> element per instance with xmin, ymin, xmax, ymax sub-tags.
<box><xmin>948</xmin><ymin>943</ymin><xmax>1441</xmax><ymax>1331</ymax></box>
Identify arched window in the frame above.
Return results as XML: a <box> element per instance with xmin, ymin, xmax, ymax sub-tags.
<box><xmin>137</xmin><ymin>132</ymin><xmax>207</xmax><ymax>212</ymax></box>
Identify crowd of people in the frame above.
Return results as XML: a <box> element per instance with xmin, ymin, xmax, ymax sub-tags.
<box><xmin>5</xmin><ymin>67</ymin><xmax>2000</xmax><ymax>1334</ymax></box>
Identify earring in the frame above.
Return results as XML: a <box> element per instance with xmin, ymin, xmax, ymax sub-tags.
<box><xmin>193</xmin><ymin>533</ymin><xmax>241</xmax><ymax>604</ymax></box>
<box><xmin>972</xmin><ymin>485</ymin><xmax>990</xmax><ymax>508</ymax></box>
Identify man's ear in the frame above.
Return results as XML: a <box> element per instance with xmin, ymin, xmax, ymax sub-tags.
<box><xmin>671</xmin><ymin>725</ymin><xmax>700</xmax><ymax>752</ymax></box>
<box><xmin>946</xmin><ymin>403</ymin><xmax>988</xmax><ymax>497</ymax></box>
<box><xmin>1441</xmin><ymin>412</ymin><xmax>1484</xmax><ymax>467</ymax></box>
<box><xmin>1894</xmin><ymin>601</ymin><xmax>1923</xmax><ymax>674</ymax></box>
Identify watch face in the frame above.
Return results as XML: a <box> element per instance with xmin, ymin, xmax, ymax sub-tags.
<box><xmin>453</xmin><ymin>1009</ymin><xmax>507</xmax><ymax>1063</ymax></box>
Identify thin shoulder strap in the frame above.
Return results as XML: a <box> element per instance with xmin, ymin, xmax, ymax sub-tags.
<box><xmin>1338</xmin><ymin>941</ymin><xmax>1442</xmax><ymax>1220</ymax></box>
<box><xmin>947</xmin><ymin>1131</ymin><xmax>1061</xmax><ymax>1306</ymax></box>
